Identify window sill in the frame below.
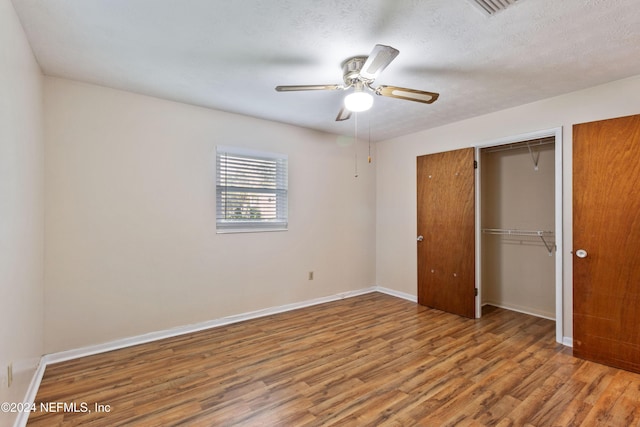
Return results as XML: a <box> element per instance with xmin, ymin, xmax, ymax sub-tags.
<box><xmin>216</xmin><ymin>227</ymin><xmax>288</xmax><ymax>234</ymax></box>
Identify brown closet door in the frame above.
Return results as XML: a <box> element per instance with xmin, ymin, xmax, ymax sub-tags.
<box><xmin>573</xmin><ymin>114</ymin><xmax>640</xmax><ymax>373</ymax></box>
<box><xmin>417</xmin><ymin>148</ymin><xmax>475</xmax><ymax>318</ymax></box>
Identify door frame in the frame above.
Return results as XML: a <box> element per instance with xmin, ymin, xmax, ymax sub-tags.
<box><xmin>474</xmin><ymin>127</ymin><xmax>563</xmax><ymax>344</ymax></box>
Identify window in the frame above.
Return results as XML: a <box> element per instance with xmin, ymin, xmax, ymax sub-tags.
<box><xmin>216</xmin><ymin>146</ymin><xmax>288</xmax><ymax>233</ymax></box>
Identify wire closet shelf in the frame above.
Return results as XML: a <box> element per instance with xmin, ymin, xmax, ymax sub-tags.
<box><xmin>481</xmin><ymin>228</ymin><xmax>555</xmax><ymax>256</ymax></box>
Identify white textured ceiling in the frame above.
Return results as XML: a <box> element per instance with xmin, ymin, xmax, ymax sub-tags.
<box><xmin>11</xmin><ymin>0</ymin><xmax>640</xmax><ymax>141</ymax></box>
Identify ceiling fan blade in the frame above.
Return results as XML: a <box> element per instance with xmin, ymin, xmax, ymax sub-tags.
<box><xmin>360</xmin><ymin>44</ymin><xmax>400</xmax><ymax>80</ymax></box>
<box><xmin>335</xmin><ymin>107</ymin><xmax>352</xmax><ymax>121</ymax></box>
<box><xmin>375</xmin><ymin>85</ymin><xmax>440</xmax><ymax>104</ymax></box>
<box><xmin>275</xmin><ymin>84</ymin><xmax>343</xmax><ymax>92</ymax></box>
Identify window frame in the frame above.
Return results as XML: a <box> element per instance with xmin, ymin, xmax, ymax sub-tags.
<box><xmin>215</xmin><ymin>145</ymin><xmax>288</xmax><ymax>233</ymax></box>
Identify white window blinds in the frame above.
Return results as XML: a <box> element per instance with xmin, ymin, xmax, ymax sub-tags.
<box><xmin>216</xmin><ymin>146</ymin><xmax>288</xmax><ymax>232</ymax></box>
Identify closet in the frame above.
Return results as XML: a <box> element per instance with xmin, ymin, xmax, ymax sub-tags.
<box><xmin>479</xmin><ymin>138</ymin><xmax>556</xmax><ymax>319</ymax></box>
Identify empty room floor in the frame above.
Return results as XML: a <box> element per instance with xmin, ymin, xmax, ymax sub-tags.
<box><xmin>28</xmin><ymin>293</ymin><xmax>640</xmax><ymax>426</ymax></box>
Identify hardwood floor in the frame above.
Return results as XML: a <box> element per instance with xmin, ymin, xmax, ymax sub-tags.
<box><xmin>28</xmin><ymin>293</ymin><xmax>640</xmax><ymax>426</ymax></box>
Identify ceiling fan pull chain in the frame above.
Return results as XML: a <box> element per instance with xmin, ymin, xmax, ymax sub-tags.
<box><xmin>368</xmin><ymin>115</ymin><xmax>372</xmax><ymax>164</ymax></box>
<box><xmin>354</xmin><ymin>112</ymin><xmax>359</xmax><ymax>178</ymax></box>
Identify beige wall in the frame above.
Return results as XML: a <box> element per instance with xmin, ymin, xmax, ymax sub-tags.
<box><xmin>480</xmin><ymin>145</ymin><xmax>555</xmax><ymax>319</ymax></box>
<box><xmin>375</xmin><ymin>74</ymin><xmax>640</xmax><ymax>342</ymax></box>
<box><xmin>43</xmin><ymin>77</ymin><xmax>376</xmax><ymax>353</ymax></box>
<box><xmin>6</xmin><ymin>0</ymin><xmax>640</xmax><ymax>370</ymax></box>
<box><xmin>0</xmin><ymin>0</ymin><xmax>44</xmax><ymax>422</ymax></box>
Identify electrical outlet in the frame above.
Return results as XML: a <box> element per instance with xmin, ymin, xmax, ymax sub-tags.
<box><xmin>308</xmin><ymin>271</ymin><xmax>314</xmax><ymax>280</ymax></box>
<box><xmin>7</xmin><ymin>363</ymin><xmax>12</xmax><ymax>387</ymax></box>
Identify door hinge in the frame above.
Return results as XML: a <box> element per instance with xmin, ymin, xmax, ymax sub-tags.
<box><xmin>473</xmin><ymin>160</ymin><xmax>478</xmax><ymax>169</ymax></box>
<box><xmin>475</xmin><ymin>288</ymin><xmax>478</xmax><ymax>296</ymax></box>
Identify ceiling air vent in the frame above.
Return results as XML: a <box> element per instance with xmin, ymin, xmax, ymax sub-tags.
<box><xmin>468</xmin><ymin>0</ymin><xmax>519</xmax><ymax>16</ymax></box>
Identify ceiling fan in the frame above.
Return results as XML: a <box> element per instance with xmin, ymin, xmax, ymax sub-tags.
<box><xmin>275</xmin><ymin>44</ymin><xmax>439</xmax><ymax>122</ymax></box>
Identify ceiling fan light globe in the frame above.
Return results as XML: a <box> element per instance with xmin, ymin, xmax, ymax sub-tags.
<box><xmin>344</xmin><ymin>91</ymin><xmax>373</xmax><ymax>112</ymax></box>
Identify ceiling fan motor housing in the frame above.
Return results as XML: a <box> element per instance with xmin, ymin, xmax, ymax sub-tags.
<box><xmin>342</xmin><ymin>56</ymin><xmax>369</xmax><ymax>85</ymax></box>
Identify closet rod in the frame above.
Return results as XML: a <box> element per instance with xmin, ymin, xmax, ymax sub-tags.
<box><xmin>482</xmin><ymin>228</ymin><xmax>555</xmax><ymax>255</ymax></box>
<box><xmin>482</xmin><ymin>138</ymin><xmax>555</xmax><ymax>154</ymax></box>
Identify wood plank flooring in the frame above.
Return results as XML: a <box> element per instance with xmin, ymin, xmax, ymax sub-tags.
<box><xmin>28</xmin><ymin>293</ymin><xmax>640</xmax><ymax>426</ymax></box>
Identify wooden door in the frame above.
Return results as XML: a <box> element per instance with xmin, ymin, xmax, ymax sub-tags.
<box><xmin>417</xmin><ymin>148</ymin><xmax>476</xmax><ymax>318</ymax></box>
<box><xmin>573</xmin><ymin>114</ymin><xmax>640</xmax><ymax>373</ymax></box>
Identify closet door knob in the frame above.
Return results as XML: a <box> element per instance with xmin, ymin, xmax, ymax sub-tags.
<box><xmin>417</xmin><ymin>235</ymin><xmax>424</xmax><ymax>242</ymax></box>
<box><xmin>576</xmin><ymin>249</ymin><xmax>588</xmax><ymax>258</ymax></box>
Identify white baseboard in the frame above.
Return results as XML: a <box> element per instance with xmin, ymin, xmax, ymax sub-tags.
<box><xmin>14</xmin><ymin>287</ymin><xmax>382</xmax><ymax>427</ymax></box>
<box><xmin>14</xmin><ymin>288</ymin><xmax>572</xmax><ymax>427</ymax></box>
<box><xmin>482</xmin><ymin>302</ymin><xmax>574</xmax><ymax>348</ymax></box>
<box><xmin>13</xmin><ymin>360</ymin><xmax>46</xmax><ymax>427</ymax></box>
<box><xmin>482</xmin><ymin>301</ymin><xmax>555</xmax><ymax>321</ymax></box>
<box><xmin>375</xmin><ymin>286</ymin><xmax>417</xmax><ymax>302</ymax></box>
<box><xmin>43</xmin><ymin>287</ymin><xmax>378</xmax><ymax>365</ymax></box>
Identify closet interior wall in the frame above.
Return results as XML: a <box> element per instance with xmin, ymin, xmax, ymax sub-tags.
<box><xmin>480</xmin><ymin>140</ymin><xmax>555</xmax><ymax>319</ymax></box>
